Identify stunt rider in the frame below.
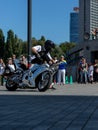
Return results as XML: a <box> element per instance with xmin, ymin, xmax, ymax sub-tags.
<box><xmin>31</xmin><ymin>40</ymin><xmax>56</xmax><ymax>89</ymax></box>
<box><xmin>31</xmin><ymin>40</ymin><xmax>55</xmax><ymax>65</ymax></box>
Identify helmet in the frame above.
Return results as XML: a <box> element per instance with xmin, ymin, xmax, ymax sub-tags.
<box><xmin>44</xmin><ymin>40</ymin><xmax>55</xmax><ymax>51</ymax></box>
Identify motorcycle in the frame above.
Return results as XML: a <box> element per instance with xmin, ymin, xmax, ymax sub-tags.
<box><xmin>3</xmin><ymin>62</ymin><xmax>58</xmax><ymax>92</ymax></box>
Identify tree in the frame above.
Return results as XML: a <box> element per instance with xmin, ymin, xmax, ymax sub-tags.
<box><xmin>5</xmin><ymin>30</ymin><xmax>15</xmax><ymax>58</ymax></box>
<box><xmin>14</xmin><ymin>35</ymin><xmax>23</xmax><ymax>57</ymax></box>
<box><xmin>5</xmin><ymin>30</ymin><xmax>24</xmax><ymax>59</ymax></box>
<box><xmin>51</xmin><ymin>45</ymin><xmax>63</xmax><ymax>59</ymax></box>
<box><xmin>59</xmin><ymin>42</ymin><xmax>76</xmax><ymax>54</ymax></box>
<box><xmin>0</xmin><ymin>29</ymin><xmax>5</xmax><ymax>58</ymax></box>
<box><xmin>32</xmin><ymin>36</ymin><xmax>46</xmax><ymax>47</ymax></box>
<box><xmin>40</xmin><ymin>36</ymin><xmax>45</xmax><ymax>42</ymax></box>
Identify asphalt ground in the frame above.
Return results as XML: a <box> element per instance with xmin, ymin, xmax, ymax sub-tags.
<box><xmin>0</xmin><ymin>83</ymin><xmax>98</xmax><ymax>130</ymax></box>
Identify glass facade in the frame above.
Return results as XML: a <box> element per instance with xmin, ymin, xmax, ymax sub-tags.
<box><xmin>90</xmin><ymin>0</ymin><xmax>98</xmax><ymax>32</ymax></box>
<box><xmin>70</xmin><ymin>12</ymin><xmax>79</xmax><ymax>43</ymax></box>
<box><xmin>79</xmin><ymin>0</ymin><xmax>98</xmax><ymax>41</ymax></box>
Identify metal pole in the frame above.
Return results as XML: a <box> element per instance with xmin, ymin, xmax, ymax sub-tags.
<box><xmin>27</xmin><ymin>0</ymin><xmax>32</xmax><ymax>66</ymax></box>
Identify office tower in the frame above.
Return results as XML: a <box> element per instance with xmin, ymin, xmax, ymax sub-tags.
<box><xmin>79</xmin><ymin>0</ymin><xmax>98</xmax><ymax>42</ymax></box>
<box><xmin>70</xmin><ymin>11</ymin><xmax>79</xmax><ymax>43</ymax></box>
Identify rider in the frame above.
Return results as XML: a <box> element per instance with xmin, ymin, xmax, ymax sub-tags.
<box><xmin>31</xmin><ymin>40</ymin><xmax>56</xmax><ymax>89</ymax></box>
<box><xmin>31</xmin><ymin>40</ymin><xmax>55</xmax><ymax>65</ymax></box>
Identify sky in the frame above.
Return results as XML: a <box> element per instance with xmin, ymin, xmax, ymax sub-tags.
<box><xmin>0</xmin><ymin>0</ymin><xmax>79</xmax><ymax>44</ymax></box>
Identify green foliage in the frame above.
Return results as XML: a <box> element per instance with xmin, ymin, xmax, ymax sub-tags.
<box><xmin>51</xmin><ymin>45</ymin><xmax>64</xmax><ymax>59</ymax></box>
<box><xmin>40</xmin><ymin>36</ymin><xmax>46</xmax><ymax>42</ymax></box>
<box><xmin>59</xmin><ymin>41</ymin><xmax>76</xmax><ymax>53</ymax></box>
<box><xmin>0</xmin><ymin>29</ymin><xmax>5</xmax><ymax>58</ymax></box>
<box><xmin>32</xmin><ymin>36</ymin><xmax>45</xmax><ymax>47</ymax></box>
<box><xmin>4</xmin><ymin>29</ymin><xmax>23</xmax><ymax>61</ymax></box>
<box><xmin>0</xmin><ymin>28</ymin><xmax>76</xmax><ymax>63</ymax></box>
<box><xmin>5</xmin><ymin>30</ymin><xmax>15</xmax><ymax>58</ymax></box>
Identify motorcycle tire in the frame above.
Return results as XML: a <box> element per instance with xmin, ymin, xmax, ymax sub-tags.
<box><xmin>36</xmin><ymin>71</ymin><xmax>51</xmax><ymax>92</ymax></box>
<box><xmin>6</xmin><ymin>78</ymin><xmax>17</xmax><ymax>91</ymax></box>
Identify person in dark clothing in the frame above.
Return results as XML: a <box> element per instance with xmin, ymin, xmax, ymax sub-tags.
<box><xmin>31</xmin><ymin>40</ymin><xmax>55</xmax><ymax>64</ymax></box>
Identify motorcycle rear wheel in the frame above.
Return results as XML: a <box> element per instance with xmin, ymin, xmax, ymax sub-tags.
<box><xmin>36</xmin><ymin>71</ymin><xmax>51</xmax><ymax>92</ymax></box>
<box><xmin>6</xmin><ymin>78</ymin><xmax>17</xmax><ymax>91</ymax></box>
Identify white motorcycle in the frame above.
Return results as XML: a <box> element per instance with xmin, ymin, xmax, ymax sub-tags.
<box><xmin>3</xmin><ymin>62</ymin><xmax>58</xmax><ymax>92</ymax></box>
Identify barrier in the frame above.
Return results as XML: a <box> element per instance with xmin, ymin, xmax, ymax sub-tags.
<box><xmin>65</xmin><ymin>76</ymin><xmax>69</xmax><ymax>84</ymax></box>
<box><xmin>69</xmin><ymin>75</ymin><xmax>73</xmax><ymax>84</ymax></box>
<box><xmin>65</xmin><ymin>75</ymin><xmax>73</xmax><ymax>84</ymax></box>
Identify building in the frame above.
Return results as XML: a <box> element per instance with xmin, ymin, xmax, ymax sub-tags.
<box><xmin>67</xmin><ymin>0</ymin><xmax>98</xmax><ymax>81</ymax></box>
<box><xmin>70</xmin><ymin>11</ymin><xmax>79</xmax><ymax>43</ymax></box>
<box><xmin>79</xmin><ymin>0</ymin><xmax>98</xmax><ymax>42</ymax></box>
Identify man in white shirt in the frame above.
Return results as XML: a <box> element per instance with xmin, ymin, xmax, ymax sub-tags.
<box><xmin>31</xmin><ymin>40</ymin><xmax>55</xmax><ymax>64</ymax></box>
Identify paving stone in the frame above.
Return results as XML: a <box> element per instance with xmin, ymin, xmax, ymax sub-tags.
<box><xmin>0</xmin><ymin>83</ymin><xmax>98</xmax><ymax>129</ymax></box>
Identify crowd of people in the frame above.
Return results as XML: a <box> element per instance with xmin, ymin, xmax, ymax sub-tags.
<box><xmin>0</xmin><ymin>40</ymin><xmax>68</xmax><ymax>89</ymax></box>
<box><xmin>0</xmin><ymin>54</ymin><xmax>28</xmax><ymax>86</ymax></box>
<box><xmin>0</xmin><ymin>39</ymin><xmax>98</xmax><ymax>89</ymax></box>
<box><xmin>77</xmin><ymin>57</ymin><xmax>98</xmax><ymax>84</ymax></box>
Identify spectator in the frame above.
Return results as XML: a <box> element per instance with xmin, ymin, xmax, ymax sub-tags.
<box><xmin>58</xmin><ymin>55</ymin><xmax>67</xmax><ymax>85</ymax></box>
<box><xmin>0</xmin><ymin>58</ymin><xmax>5</xmax><ymax>85</ymax></box>
<box><xmin>91</xmin><ymin>29</ymin><xmax>96</xmax><ymax>40</ymax></box>
<box><xmin>20</xmin><ymin>55</ymin><xmax>28</xmax><ymax>70</ymax></box>
<box><xmin>12</xmin><ymin>54</ymin><xmax>19</xmax><ymax>69</ymax></box>
<box><xmin>93</xmin><ymin>59</ymin><xmax>98</xmax><ymax>83</ymax></box>
<box><xmin>80</xmin><ymin>58</ymin><xmax>88</xmax><ymax>84</ymax></box>
<box><xmin>53</xmin><ymin>55</ymin><xmax>58</xmax><ymax>84</ymax></box>
<box><xmin>6</xmin><ymin>58</ymin><xmax>16</xmax><ymax>72</ymax></box>
<box><xmin>12</xmin><ymin>54</ymin><xmax>19</xmax><ymax>64</ymax></box>
<box><xmin>49</xmin><ymin>55</ymin><xmax>58</xmax><ymax>89</ymax></box>
<box><xmin>96</xmin><ymin>28</ymin><xmax>98</xmax><ymax>39</ymax></box>
<box><xmin>53</xmin><ymin>56</ymin><xmax>58</xmax><ymax>63</ymax></box>
<box><xmin>88</xmin><ymin>63</ymin><xmax>94</xmax><ymax>83</ymax></box>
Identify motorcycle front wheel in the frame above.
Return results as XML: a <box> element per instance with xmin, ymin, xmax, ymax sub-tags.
<box><xmin>6</xmin><ymin>78</ymin><xmax>17</xmax><ymax>91</ymax></box>
<box><xmin>36</xmin><ymin>71</ymin><xmax>51</xmax><ymax>92</ymax></box>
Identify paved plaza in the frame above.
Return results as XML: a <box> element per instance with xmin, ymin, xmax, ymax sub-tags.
<box><xmin>0</xmin><ymin>83</ymin><xmax>98</xmax><ymax>130</ymax></box>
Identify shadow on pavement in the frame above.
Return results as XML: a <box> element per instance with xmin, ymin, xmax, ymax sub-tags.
<box><xmin>0</xmin><ymin>95</ymin><xmax>98</xmax><ymax>129</ymax></box>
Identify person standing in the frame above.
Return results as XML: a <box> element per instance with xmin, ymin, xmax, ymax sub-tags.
<box><xmin>88</xmin><ymin>63</ymin><xmax>94</xmax><ymax>83</ymax></box>
<box><xmin>80</xmin><ymin>58</ymin><xmax>88</xmax><ymax>83</ymax></box>
<box><xmin>58</xmin><ymin>55</ymin><xmax>67</xmax><ymax>85</ymax></box>
<box><xmin>0</xmin><ymin>58</ymin><xmax>5</xmax><ymax>85</ymax></box>
<box><xmin>93</xmin><ymin>59</ymin><xmax>98</xmax><ymax>83</ymax></box>
<box><xmin>53</xmin><ymin>55</ymin><xmax>58</xmax><ymax>84</ymax></box>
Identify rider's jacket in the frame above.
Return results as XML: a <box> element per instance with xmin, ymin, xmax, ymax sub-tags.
<box><xmin>31</xmin><ymin>45</ymin><xmax>52</xmax><ymax>64</ymax></box>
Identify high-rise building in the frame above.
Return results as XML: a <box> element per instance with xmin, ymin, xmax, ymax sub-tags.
<box><xmin>67</xmin><ymin>0</ymin><xmax>98</xmax><ymax>81</ymax></box>
<box><xmin>79</xmin><ymin>0</ymin><xmax>98</xmax><ymax>42</ymax></box>
<box><xmin>70</xmin><ymin>11</ymin><xmax>79</xmax><ymax>43</ymax></box>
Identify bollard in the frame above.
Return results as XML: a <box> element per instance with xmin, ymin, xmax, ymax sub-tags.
<box><xmin>69</xmin><ymin>75</ymin><xmax>73</xmax><ymax>84</ymax></box>
<box><xmin>65</xmin><ymin>76</ymin><xmax>69</xmax><ymax>84</ymax></box>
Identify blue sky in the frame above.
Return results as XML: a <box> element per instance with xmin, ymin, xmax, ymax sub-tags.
<box><xmin>0</xmin><ymin>0</ymin><xmax>27</xmax><ymax>40</ymax></box>
<box><xmin>0</xmin><ymin>0</ymin><xmax>78</xmax><ymax>44</ymax></box>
